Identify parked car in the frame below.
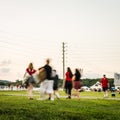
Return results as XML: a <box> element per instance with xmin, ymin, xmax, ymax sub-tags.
<box><xmin>81</xmin><ymin>86</ymin><xmax>91</xmax><ymax>91</ymax></box>
<box><xmin>90</xmin><ymin>81</ymin><xmax>102</xmax><ymax>92</ymax></box>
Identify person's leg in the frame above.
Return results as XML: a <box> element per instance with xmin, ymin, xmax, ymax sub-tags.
<box><xmin>65</xmin><ymin>88</ymin><xmax>68</xmax><ymax>95</ymax></box>
<box><xmin>76</xmin><ymin>89</ymin><xmax>80</xmax><ymax>99</ymax></box>
<box><xmin>68</xmin><ymin>88</ymin><xmax>72</xmax><ymax>98</ymax></box>
<box><xmin>38</xmin><ymin>81</ymin><xmax>47</xmax><ymax>100</ymax></box>
<box><xmin>65</xmin><ymin>81</ymin><xmax>68</xmax><ymax>95</ymax></box>
<box><xmin>46</xmin><ymin>80</ymin><xmax>54</xmax><ymax>100</ymax></box>
<box><xmin>55</xmin><ymin>90</ymin><xmax>60</xmax><ymax>99</ymax></box>
<box><xmin>105</xmin><ymin>89</ymin><xmax>108</xmax><ymax>97</ymax></box>
<box><xmin>75</xmin><ymin>82</ymin><xmax>80</xmax><ymax>99</ymax></box>
<box><xmin>27</xmin><ymin>83</ymin><xmax>33</xmax><ymax>99</ymax></box>
<box><xmin>27</xmin><ymin>86</ymin><xmax>30</xmax><ymax>99</ymax></box>
<box><xmin>102</xmin><ymin>88</ymin><xmax>106</xmax><ymax>97</ymax></box>
<box><xmin>54</xmin><ymin>83</ymin><xmax>60</xmax><ymax>99</ymax></box>
<box><xmin>67</xmin><ymin>82</ymin><xmax>72</xmax><ymax>99</ymax></box>
<box><xmin>103</xmin><ymin>88</ymin><xmax>108</xmax><ymax>97</ymax></box>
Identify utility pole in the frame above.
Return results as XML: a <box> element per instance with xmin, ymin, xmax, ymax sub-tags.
<box><xmin>62</xmin><ymin>42</ymin><xmax>66</xmax><ymax>87</ymax></box>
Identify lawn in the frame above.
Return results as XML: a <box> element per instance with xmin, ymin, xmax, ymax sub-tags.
<box><xmin>0</xmin><ymin>90</ymin><xmax>120</xmax><ymax>120</ymax></box>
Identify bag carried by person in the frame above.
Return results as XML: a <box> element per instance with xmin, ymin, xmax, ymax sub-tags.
<box><xmin>37</xmin><ymin>68</ymin><xmax>47</xmax><ymax>83</ymax></box>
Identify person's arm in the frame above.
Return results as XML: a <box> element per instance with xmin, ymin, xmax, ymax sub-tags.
<box><xmin>38</xmin><ymin>67</ymin><xmax>45</xmax><ymax>73</ymax></box>
<box><xmin>107</xmin><ymin>80</ymin><xmax>110</xmax><ymax>88</ymax></box>
<box><xmin>23</xmin><ymin>71</ymin><xmax>27</xmax><ymax>78</ymax></box>
<box><xmin>72</xmin><ymin>75</ymin><xmax>76</xmax><ymax>81</ymax></box>
<box><xmin>100</xmin><ymin>79</ymin><xmax>102</xmax><ymax>86</ymax></box>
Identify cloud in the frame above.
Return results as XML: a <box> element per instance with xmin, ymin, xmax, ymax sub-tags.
<box><xmin>0</xmin><ymin>68</ymin><xmax>10</xmax><ymax>74</ymax></box>
<box><xmin>0</xmin><ymin>60</ymin><xmax>11</xmax><ymax>74</ymax></box>
<box><xmin>83</xmin><ymin>72</ymin><xmax>101</xmax><ymax>79</ymax></box>
<box><xmin>0</xmin><ymin>60</ymin><xmax>12</xmax><ymax>66</ymax></box>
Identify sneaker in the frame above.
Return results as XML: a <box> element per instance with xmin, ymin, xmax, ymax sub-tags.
<box><xmin>48</xmin><ymin>97</ymin><xmax>51</xmax><ymax>100</ymax></box>
<box><xmin>29</xmin><ymin>98</ymin><xmax>33</xmax><ymax>100</ymax></box>
<box><xmin>37</xmin><ymin>98</ymin><xmax>47</xmax><ymax>100</ymax></box>
<box><xmin>66</xmin><ymin>96</ymin><xmax>71</xmax><ymax>99</ymax></box>
<box><xmin>56</xmin><ymin>94</ymin><xmax>60</xmax><ymax>99</ymax></box>
<box><xmin>68</xmin><ymin>96</ymin><xmax>71</xmax><ymax>99</ymax></box>
<box><xmin>50</xmin><ymin>98</ymin><xmax>54</xmax><ymax>101</ymax></box>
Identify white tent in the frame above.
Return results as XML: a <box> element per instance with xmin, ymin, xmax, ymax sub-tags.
<box><xmin>114</xmin><ymin>73</ymin><xmax>120</xmax><ymax>87</ymax></box>
<box><xmin>90</xmin><ymin>81</ymin><xmax>102</xmax><ymax>91</ymax></box>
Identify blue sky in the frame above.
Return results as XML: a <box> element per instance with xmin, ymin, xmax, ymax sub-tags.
<box><xmin>0</xmin><ymin>0</ymin><xmax>120</xmax><ymax>81</ymax></box>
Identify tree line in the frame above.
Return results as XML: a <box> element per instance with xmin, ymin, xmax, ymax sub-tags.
<box><xmin>0</xmin><ymin>78</ymin><xmax>114</xmax><ymax>88</ymax></box>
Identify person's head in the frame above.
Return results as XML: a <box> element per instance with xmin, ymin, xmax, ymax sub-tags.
<box><xmin>52</xmin><ymin>69</ymin><xmax>57</xmax><ymax>77</ymax></box>
<box><xmin>67</xmin><ymin>67</ymin><xmax>73</xmax><ymax>77</ymax></box>
<box><xmin>46</xmin><ymin>58</ymin><xmax>50</xmax><ymax>65</ymax></box>
<box><xmin>67</xmin><ymin>67</ymin><xmax>71</xmax><ymax>72</ymax></box>
<box><xmin>75</xmin><ymin>68</ymin><xmax>80</xmax><ymax>73</ymax></box>
<box><xmin>75</xmin><ymin>68</ymin><xmax>81</xmax><ymax>77</ymax></box>
<box><xmin>103</xmin><ymin>74</ymin><xmax>106</xmax><ymax>78</ymax></box>
<box><xmin>53</xmin><ymin>69</ymin><xmax>56</xmax><ymax>73</ymax></box>
<box><xmin>28</xmin><ymin>62</ymin><xmax>34</xmax><ymax>70</ymax></box>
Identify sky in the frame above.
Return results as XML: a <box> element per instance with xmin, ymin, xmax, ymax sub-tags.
<box><xmin>0</xmin><ymin>0</ymin><xmax>120</xmax><ymax>81</ymax></box>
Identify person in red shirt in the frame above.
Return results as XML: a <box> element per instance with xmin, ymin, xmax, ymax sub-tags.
<box><xmin>24</xmin><ymin>62</ymin><xmax>36</xmax><ymax>100</ymax></box>
<box><xmin>64</xmin><ymin>67</ymin><xmax>73</xmax><ymax>99</ymax></box>
<box><xmin>100</xmin><ymin>74</ymin><xmax>109</xmax><ymax>97</ymax></box>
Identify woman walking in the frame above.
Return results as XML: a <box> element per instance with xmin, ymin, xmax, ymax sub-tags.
<box><xmin>64</xmin><ymin>67</ymin><xmax>73</xmax><ymax>99</ymax></box>
<box><xmin>23</xmin><ymin>62</ymin><xmax>36</xmax><ymax>100</ymax></box>
<box><xmin>72</xmin><ymin>68</ymin><xmax>82</xmax><ymax>99</ymax></box>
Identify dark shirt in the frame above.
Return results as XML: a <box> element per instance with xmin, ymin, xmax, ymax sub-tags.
<box><xmin>74</xmin><ymin>72</ymin><xmax>81</xmax><ymax>81</ymax></box>
<box><xmin>52</xmin><ymin>75</ymin><xmax>59</xmax><ymax>85</ymax></box>
<box><xmin>44</xmin><ymin>64</ymin><xmax>52</xmax><ymax>80</ymax></box>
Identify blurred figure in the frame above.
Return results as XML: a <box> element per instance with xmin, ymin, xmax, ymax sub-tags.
<box><xmin>100</xmin><ymin>74</ymin><xmax>109</xmax><ymax>98</ymax></box>
<box><xmin>111</xmin><ymin>84</ymin><xmax>116</xmax><ymax>97</ymax></box>
<box><xmin>38</xmin><ymin>59</ymin><xmax>54</xmax><ymax>100</ymax></box>
<box><xmin>64</xmin><ymin>67</ymin><xmax>73</xmax><ymax>99</ymax></box>
<box><xmin>23</xmin><ymin>62</ymin><xmax>36</xmax><ymax>100</ymax></box>
<box><xmin>51</xmin><ymin>69</ymin><xmax>60</xmax><ymax>99</ymax></box>
<box><xmin>72</xmin><ymin>68</ymin><xmax>82</xmax><ymax>99</ymax></box>
<box><xmin>16</xmin><ymin>84</ymin><xmax>19</xmax><ymax>90</ymax></box>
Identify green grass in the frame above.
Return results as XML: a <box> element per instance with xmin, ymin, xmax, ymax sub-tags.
<box><xmin>0</xmin><ymin>90</ymin><xmax>120</xmax><ymax>120</ymax></box>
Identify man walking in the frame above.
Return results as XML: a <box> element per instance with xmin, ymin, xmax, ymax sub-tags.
<box><xmin>39</xmin><ymin>59</ymin><xmax>54</xmax><ymax>100</ymax></box>
<box><xmin>100</xmin><ymin>74</ymin><xmax>109</xmax><ymax>97</ymax></box>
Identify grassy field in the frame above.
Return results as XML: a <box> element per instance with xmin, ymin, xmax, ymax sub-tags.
<box><xmin>0</xmin><ymin>90</ymin><xmax>120</xmax><ymax>120</ymax></box>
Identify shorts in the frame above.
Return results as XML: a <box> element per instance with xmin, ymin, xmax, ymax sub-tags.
<box><xmin>39</xmin><ymin>79</ymin><xmax>54</xmax><ymax>94</ymax></box>
<box><xmin>28</xmin><ymin>76</ymin><xmax>35</xmax><ymax>84</ymax></box>
<box><xmin>53</xmin><ymin>83</ymin><xmax>58</xmax><ymax>90</ymax></box>
<box><xmin>102</xmin><ymin>87</ymin><xmax>108</xmax><ymax>92</ymax></box>
<box><xmin>24</xmin><ymin>76</ymin><xmax>35</xmax><ymax>88</ymax></box>
<box><xmin>74</xmin><ymin>81</ymin><xmax>81</xmax><ymax>90</ymax></box>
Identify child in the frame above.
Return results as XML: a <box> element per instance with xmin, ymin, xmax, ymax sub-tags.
<box><xmin>111</xmin><ymin>85</ymin><xmax>116</xmax><ymax>97</ymax></box>
<box><xmin>51</xmin><ymin>70</ymin><xmax>60</xmax><ymax>99</ymax></box>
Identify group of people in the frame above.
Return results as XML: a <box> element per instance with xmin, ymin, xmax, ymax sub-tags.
<box><xmin>23</xmin><ymin>58</ymin><xmax>111</xmax><ymax>100</ymax></box>
<box><xmin>23</xmin><ymin>58</ymin><xmax>83</xmax><ymax>100</ymax></box>
<box><xmin>64</xmin><ymin>67</ymin><xmax>82</xmax><ymax>99</ymax></box>
<box><xmin>23</xmin><ymin>59</ymin><xmax>60</xmax><ymax>100</ymax></box>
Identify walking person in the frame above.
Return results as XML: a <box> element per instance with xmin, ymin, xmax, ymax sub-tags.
<box><xmin>38</xmin><ymin>59</ymin><xmax>54</xmax><ymax>100</ymax></box>
<box><xmin>23</xmin><ymin>62</ymin><xmax>36</xmax><ymax>100</ymax></box>
<box><xmin>72</xmin><ymin>68</ymin><xmax>82</xmax><ymax>99</ymax></box>
<box><xmin>64</xmin><ymin>67</ymin><xmax>73</xmax><ymax>99</ymax></box>
<box><xmin>52</xmin><ymin>69</ymin><xmax>60</xmax><ymax>99</ymax></box>
<box><xmin>111</xmin><ymin>84</ymin><xmax>116</xmax><ymax>97</ymax></box>
<box><xmin>100</xmin><ymin>74</ymin><xmax>109</xmax><ymax>98</ymax></box>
